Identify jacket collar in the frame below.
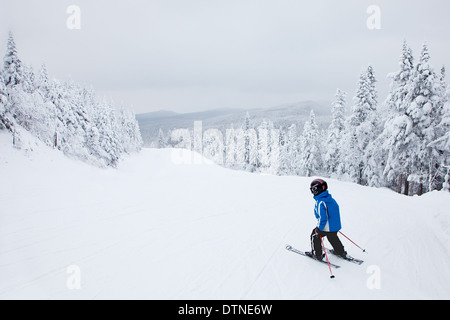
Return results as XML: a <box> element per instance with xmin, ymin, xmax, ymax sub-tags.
<box><xmin>314</xmin><ymin>190</ymin><xmax>330</xmax><ymax>200</ymax></box>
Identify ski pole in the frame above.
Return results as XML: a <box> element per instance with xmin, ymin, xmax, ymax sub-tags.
<box><xmin>339</xmin><ymin>231</ymin><xmax>367</xmax><ymax>253</ymax></box>
<box><xmin>320</xmin><ymin>235</ymin><xmax>335</xmax><ymax>279</ymax></box>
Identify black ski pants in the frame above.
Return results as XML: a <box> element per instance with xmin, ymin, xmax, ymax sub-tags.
<box><xmin>310</xmin><ymin>228</ymin><xmax>345</xmax><ymax>260</ymax></box>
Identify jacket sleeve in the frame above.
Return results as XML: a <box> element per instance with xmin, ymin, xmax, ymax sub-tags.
<box><xmin>317</xmin><ymin>201</ymin><xmax>329</xmax><ymax>231</ymax></box>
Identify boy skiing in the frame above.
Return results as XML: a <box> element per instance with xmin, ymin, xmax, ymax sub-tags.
<box><xmin>309</xmin><ymin>179</ymin><xmax>347</xmax><ymax>260</ymax></box>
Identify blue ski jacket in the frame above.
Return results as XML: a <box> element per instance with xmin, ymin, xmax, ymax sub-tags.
<box><xmin>314</xmin><ymin>191</ymin><xmax>342</xmax><ymax>232</ymax></box>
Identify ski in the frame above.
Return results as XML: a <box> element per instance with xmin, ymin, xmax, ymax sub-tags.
<box><xmin>285</xmin><ymin>245</ymin><xmax>340</xmax><ymax>269</ymax></box>
<box><xmin>325</xmin><ymin>248</ymin><xmax>364</xmax><ymax>265</ymax></box>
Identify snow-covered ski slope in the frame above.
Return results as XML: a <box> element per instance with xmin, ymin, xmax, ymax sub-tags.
<box><xmin>1</xmin><ymin>132</ymin><xmax>450</xmax><ymax>300</ymax></box>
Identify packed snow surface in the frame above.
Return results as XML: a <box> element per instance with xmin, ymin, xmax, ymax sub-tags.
<box><xmin>1</xmin><ymin>132</ymin><xmax>449</xmax><ymax>299</ymax></box>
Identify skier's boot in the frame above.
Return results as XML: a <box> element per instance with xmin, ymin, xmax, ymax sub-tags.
<box><xmin>305</xmin><ymin>251</ymin><xmax>322</xmax><ymax>261</ymax></box>
<box><xmin>310</xmin><ymin>251</ymin><xmax>324</xmax><ymax>261</ymax></box>
<box><xmin>331</xmin><ymin>249</ymin><xmax>348</xmax><ymax>259</ymax></box>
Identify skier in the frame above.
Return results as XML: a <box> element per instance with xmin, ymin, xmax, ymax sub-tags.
<box><xmin>309</xmin><ymin>179</ymin><xmax>347</xmax><ymax>260</ymax></box>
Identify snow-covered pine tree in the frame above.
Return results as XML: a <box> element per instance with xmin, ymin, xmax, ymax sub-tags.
<box><xmin>435</xmin><ymin>66</ymin><xmax>450</xmax><ymax>190</ymax></box>
<box><xmin>325</xmin><ymin>89</ymin><xmax>347</xmax><ymax>177</ymax></box>
<box><xmin>428</xmin><ymin>66</ymin><xmax>450</xmax><ymax>191</ymax></box>
<box><xmin>405</xmin><ymin>43</ymin><xmax>443</xmax><ymax>195</ymax></box>
<box><xmin>363</xmin><ymin>133</ymin><xmax>385</xmax><ymax>187</ymax></box>
<box><xmin>382</xmin><ymin>41</ymin><xmax>415</xmax><ymax>194</ymax></box>
<box><xmin>0</xmin><ymin>73</ymin><xmax>6</xmax><ymax>115</ymax></box>
<box><xmin>47</xmin><ymin>79</ymin><xmax>73</xmax><ymax>150</ymax></box>
<box><xmin>257</xmin><ymin>119</ymin><xmax>269</xmax><ymax>171</ymax></box>
<box><xmin>342</xmin><ymin>131</ymin><xmax>361</xmax><ymax>183</ymax></box>
<box><xmin>225</xmin><ymin>123</ymin><xmax>239</xmax><ymax>168</ymax></box>
<box><xmin>96</xmin><ymin>99</ymin><xmax>123</xmax><ymax>167</ymax></box>
<box><xmin>0</xmin><ymin>73</ymin><xmax>13</xmax><ymax>132</ymax></box>
<box><xmin>277</xmin><ymin>126</ymin><xmax>289</xmax><ymax>175</ymax></box>
<box><xmin>2</xmin><ymin>32</ymin><xmax>23</xmax><ymax>88</ymax></box>
<box><xmin>362</xmin><ymin>84</ymin><xmax>384</xmax><ymax>186</ymax></box>
<box><xmin>129</xmin><ymin>112</ymin><xmax>143</xmax><ymax>152</ymax></box>
<box><xmin>255</xmin><ymin>120</ymin><xmax>279</xmax><ymax>174</ymax></box>
<box><xmin>286</xmin><ymin>124</ymin><xmax>299</xmax><ymax>175</ymax></box>
<box><xmin>21</xmin><ymin>63</ymin><xmax>56</xmax><ymax>145</ymax></box>
<box><xmin>344</xmin><ymin>65</ymin><xmax>379</xmax><ymax>185</ymax></box>
<box><xmin>266</xmin><ymin>121</ymin><xmax>280</xmax><ymax>175</ymax></box>
<box><xmin>242</xmin><ymin>112</ymin><xmax>258</xmax><ymax>172</ymax></box>
<box><xmin>67</xmin><ymin>81</ymin><xmax>94</xmax><ymax>160</ymax></box>
<box><xmin>120</xmin><ymin>108</ymin><xmax>142</xmax><ymax>154</ymax></box>
<box><xmin>22</xmin><ymin>65</ymin><xmax>36</xmax><ymax>94</ymax></box>
<box><xmin>299</xmin><ymin>110</ymin><xmax>323</xmax><ymax>177</ymax></box>
<box><xmin>157</xmin><ymin>128</ymin><xmax>167</xmax><ymax>148</ymax></box>
<box><xmin>47</xmin><ymin>79</ymin><xmax>94</xmax><ymax>162</ymax></box>
<box><xmin>116</xmin><ymin>107</ymin><xmax>142</xmax><ymax>153</ymax></box>
<box><xmin>36</xmin><ymin>64</ymin><xmax>50</xmax><ymax>99</ymax></box>
<box><xmin>1</xmin><ymin>32</ymin><xmax>32</xmax><ymax>131</ymax></box>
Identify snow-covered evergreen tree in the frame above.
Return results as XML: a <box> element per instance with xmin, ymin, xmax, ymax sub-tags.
<box><xmin>277</xmin><ymin>126</ymin><xmax>289</xmax><ymax>175</ymax></box>
<box><xmin>117</xmin><ymin>107</ymin><xmax>142</xmax><ymax>153</ymax></box>
<box><xmin>428</xmin><ymin>66</ymin><xmax>450</xmax><ymax>191</ymax></box>
<box><xmin>344</xmin><ymin>65</ymin><xmax>379</xmax><ymax>185</ymax></box>
<box><xmin>0</xmin><ymin>73</ymin><xmax>13</xmax><ymax>131</ymax></box>
<box><xmin>1</xmin><ymin>32</ymin><xmax>30</xmax><ymax>131</ymax></box>
<box><xmin>363</xmin><ymin>136</ymin><xmax>384</xmax><ymax>187</ymax></box>
<box><xmin>0</xmin><ymin>74</ymin><xmax>6</xmax><ymax>115</ymax></box>
<box><xmin>2</xmin><ymin>32</ymin><xmax>23</xmax><ymax>88</ymax></box>
<box><xmin>22</xmin><ymin>65</ymin><xmax>36</xmax><ymax>94</ymax></box>
<box><xmin>299</xmin><ymin>110</ymin><xmax>323</xmax><ymax>177</ymax></box>
<box><xmin>36</xmin><ymin>64</ymin><xmax>50</xmax><ymax>99</ymax></box>
<box><xmin>286</xmin><ymin>124</ymin><xmax>299</xmax><ymax>175</ymax></box>
<box><xmin>342</xmin><ymin>131</ymin><xmax>361</xmax><ymax>183</ymax></box>
<box><xmin>404</xmin><ymin>43</ymin><xmax>443</xmax><ymax>194</ymax></box>
<box><xmin>269</xmin><ymin>121</ymin><xmax>280</xmax><ymax>174</ymax></box>
<box><xmin>242</xmin><ymin>112</ymin><xmax>258</xmax><ymax>172</ymax></box>
<box><xmin>382</xmin><ymin>41</ymin><xmax>416</xmax><ymax>194</ymax></box>
<box><xmin>325</xmin><ymin>89</ymin><xmax>347</xmax><ymax>176</ymax></box>
<box><xmin>257</xmin><ymin>119</ymin><xmax>270</xmax><ymax>170</ymax></box>
<box><xmin>157</xmin><ymin>128</ymin><xmax>167</xmax><ymax>148</ymax></box>
<box><xmin>95</xmin><ymin>100</ymin><xmax>123</xmax><ymax>167</ymax></box>
<box><xmin>225</xmin><ymin>124</ymin><xmax>237</xmax><ymax>167</ymax></box>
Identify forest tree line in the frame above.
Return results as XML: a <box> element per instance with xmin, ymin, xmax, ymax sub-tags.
<box><xmin>0</xmin><ymin>32</ymin><xmax>142</xmax><ymax>167</ymax></box>
<box><xmin>159</xmin><ymin>41</ymin><xmax>450</xmax><ymax>196</ymax></box>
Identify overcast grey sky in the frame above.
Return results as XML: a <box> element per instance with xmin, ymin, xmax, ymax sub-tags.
<box><xmin>1</xmin><ymin>0</ymin><xmax>450</xmax><ymax>114</ymax></box>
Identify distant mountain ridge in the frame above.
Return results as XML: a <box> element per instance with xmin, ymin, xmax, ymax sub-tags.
<box><xmin>137</xmin><ymin>101</ymin><xmax>333</xmax><ymax>147</ymax></box>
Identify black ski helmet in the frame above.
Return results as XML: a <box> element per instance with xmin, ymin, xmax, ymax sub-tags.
<box><xmin>310</xmin><ymin>179</ymin><xmax>328</xmax><ymax>196</ymax></box>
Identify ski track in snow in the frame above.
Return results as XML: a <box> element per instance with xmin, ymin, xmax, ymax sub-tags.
<box><xmin>1</xmin><ymin>132</ymin><xmax>450</xmax><ymax>299</ymax></box>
